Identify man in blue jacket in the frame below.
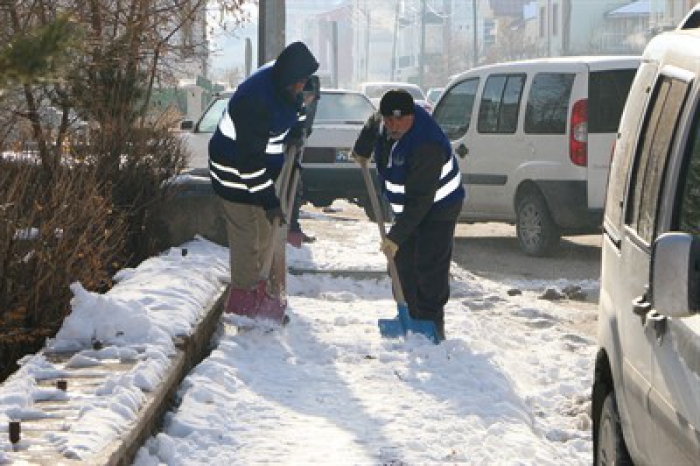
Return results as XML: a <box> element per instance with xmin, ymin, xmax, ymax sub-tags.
<box><xmin>209</xmin><ymin>41</ymin><xmax>319</xmax><ymax>322</ymax></box>
<box><xmin>352</xmin><ymin>89</ymin><xmax>465</xmax><ymax>341</ymax></box>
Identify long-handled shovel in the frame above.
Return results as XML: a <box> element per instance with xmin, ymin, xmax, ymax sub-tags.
<box><xmin>359</xmin><ymin>159</ymin><xmax>439</xmax><ymax>344</ymax></box>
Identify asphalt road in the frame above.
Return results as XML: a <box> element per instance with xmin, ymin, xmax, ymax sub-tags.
<box><xmin>452</xmin><ymin>222</ymin><xmax>602</xmax><ymax>283</ymax></box>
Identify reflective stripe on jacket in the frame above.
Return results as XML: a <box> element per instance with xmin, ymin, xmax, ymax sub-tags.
<box><xmin>375</xmin><ymin>106</ymin><xmax>465</xmax><ymax>217</ymax></box>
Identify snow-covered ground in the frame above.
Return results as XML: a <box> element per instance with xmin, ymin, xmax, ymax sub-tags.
<box><xmin>135</xmin><ymin>203</ymin><xmax>598</xmax><ymax>465</ymax></box>
<box><xmin>0</xmin><ymin>201</ymin><xmax>599</xmax><ymax>465</ymax></box>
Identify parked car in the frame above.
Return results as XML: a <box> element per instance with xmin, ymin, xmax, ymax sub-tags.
<box><xmin>179</xmin><ymin>88</ymin><xmax>383</xmax><ymax>218</ymax></box>
<box><xmin>591</xmin><ymin>7</ymin><xmax>700</xmax><ymax>465</ymax></box>
<box><xmin>431</xmin><ymin>55</ymin><xmax>640</xmax><ymax>255</ymax></box>
<box><xmin>426</xmin><ymin>87</ymin><xmax>444</xmax><ymax>106</ymax></box>
<box><xmin>360</xmin><ymin>81</ymin><xmax>431</xmax><ymax>112</ymax></box>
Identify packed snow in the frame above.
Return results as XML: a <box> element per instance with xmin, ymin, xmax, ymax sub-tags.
<box><xmin>0</xmin><ymin>201</ymin><xmax>599</xmax><ymax>464</ymax></box>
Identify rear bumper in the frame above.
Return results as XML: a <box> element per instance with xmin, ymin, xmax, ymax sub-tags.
<box><xmin>537</xmin><ymin>180</ymin><xmax>603</xmax><ymax>233</ymax></box>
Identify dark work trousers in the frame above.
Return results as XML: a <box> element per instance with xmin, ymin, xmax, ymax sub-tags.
<box><xmin>394</xmin><ymin>220</ymin><xmax>457</xmax><ymax>325</ymax></box>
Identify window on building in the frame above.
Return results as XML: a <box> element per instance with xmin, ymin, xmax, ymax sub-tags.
<box><xmin>540</xmin><ymin>7</ymin><xmax>546</xmax><ymax>37</ymax></box>
<box><xmin>552</xmin><ymin>3</ymin><xmax>559</xmax><ymax>36</ymax></box>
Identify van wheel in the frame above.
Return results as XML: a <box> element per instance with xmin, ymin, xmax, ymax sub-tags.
<box><xmin>516</xmin><ymin>192</ymin><xmax>560</xmax><ymax>256</ymax></box>
<box><xmin>596</xmin><ymin>392</ymin><xmax>633</xmax><ymax>466</ymax></box>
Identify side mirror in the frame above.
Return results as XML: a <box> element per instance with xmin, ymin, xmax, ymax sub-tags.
<box><xmin>650</xmin><ymin>232</ymin><xmax>700</xmax><ymax>318</ymax></box>
<box><xmin>180</xmin><ymin>120</ymin><xmax>194</xmax><ymax>131</ymax></box>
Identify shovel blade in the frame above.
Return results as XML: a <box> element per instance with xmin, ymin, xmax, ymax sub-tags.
<box><xmin>377</xmin><ymin>304</ymin><xmax>439</xmax><ymax>344</ymax></box>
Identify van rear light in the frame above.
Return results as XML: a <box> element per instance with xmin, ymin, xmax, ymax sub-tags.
<box><xmin>570</xmin><ymin>99</ymin><xmax>588</xmax><ymax>166</ymax></box>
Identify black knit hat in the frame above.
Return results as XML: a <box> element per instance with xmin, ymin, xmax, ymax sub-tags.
<box><xmin>379</xmin><ymin>89</ymin><xmax>415</xmax><ymax>117</ymax></box>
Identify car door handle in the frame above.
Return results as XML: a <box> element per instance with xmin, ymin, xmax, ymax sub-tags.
<box><xmin>456</xmin><ymin>144</ymin><xmax>469</xmax><ymax>158</ymax></box>
<box><xmin>632</xmin><ymin>295</ymin><xmax>651</xmax><ymax>317</ymax></box>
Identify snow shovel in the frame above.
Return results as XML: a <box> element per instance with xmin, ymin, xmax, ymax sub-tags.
<box><xmin>359</xmin><ymin>159</ymin><xmax>439</xmax><ymax>344</ymax></box>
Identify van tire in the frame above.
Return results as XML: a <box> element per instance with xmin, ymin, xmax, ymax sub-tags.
<box><xmin>596</xmin><ymin>392</ymin><xmax>633</xmax><ymax>466</ymax></box>
<box><xmin>516</xmin><ymin>191</ymin><xmax>560</xmax><ymax>256</ymax></box>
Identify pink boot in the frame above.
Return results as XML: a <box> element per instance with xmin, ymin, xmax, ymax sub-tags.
<box><xmin>253</xmin><ymin>281</ymin><xmax>287</xmax><ymax>324</ymax></box>
<box><xmin>225</xmin><ymin>286</ymin><xmax>259</xmax><ymax>317</ymax></box>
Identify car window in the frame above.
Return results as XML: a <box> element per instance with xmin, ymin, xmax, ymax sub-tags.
<box><xmin>525</xmin><ymin>73</ymin><xmax>574</xmax><ymax>134</ymax></box>
<box><xmin>605</xmin><ymin>64</ymin><xmax>658</xmax><ymax>231</ymax></box>
<box><xmin>432</xmin><ymin>78</ymin><xmax>479</xmax><ymax>140</ymax></box>
<box><xmin>197</xmin><ymin>97</ymin><xmax>229</xmax><ymax>133</ymax></box>
<box><xmin>589</xmin><ymin>69</ymin><xmax>636</xmax><ymax>133</ymax></box>
<box><xmin>314</xmin><ymin>93</ymin><xmax>376</xmax><ymax>123</ymax></box>
<box><xmin>478</xmin><ymin>74</ymin><xmax>525</xmax><ymax>134</ymax></box>
<box><xmin>676</xmin><ymin>110</ymin><xmax>700</xmax><ymax>235</ymax></box>
<box><xmin>626</xmin><ymin>75</ymin><xmax>690</xmax><ymax>243</ymax></box>
<box><xmin>427</xmin><ymin>88</ymin><xmax>443</xmax><ymax>103</ymax></box>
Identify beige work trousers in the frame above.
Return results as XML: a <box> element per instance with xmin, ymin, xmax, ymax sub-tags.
<box><xmin>219</xmin><ymin>199</ymin><xmax>273</xmax><ymax>290</ymax></box>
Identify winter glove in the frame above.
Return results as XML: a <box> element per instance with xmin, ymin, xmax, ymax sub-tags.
<box><xmin>265</xmin><ymin>206</ymin><xmax>286</xmax><ymax>226</ymax></box>
<box><xmin>380</xmin><ymin>237</ymin><xmax>399</xmax><ymax>258</ymax></box>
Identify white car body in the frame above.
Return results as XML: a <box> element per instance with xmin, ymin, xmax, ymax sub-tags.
<box><xmin>592</xmin><ymin>6</ymin><xmax>700</xmax><ymax>465</ymax></box>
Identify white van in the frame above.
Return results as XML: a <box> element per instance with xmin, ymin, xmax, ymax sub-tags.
<box><xmin>591</xmin><ymin>6</ymin><xmax>700</xmax><ymax>465</ymax></box>
<box><xmin>432</xmin><ymin>56</ymin><xmax>640</xmax><ymax>255</ymax></box>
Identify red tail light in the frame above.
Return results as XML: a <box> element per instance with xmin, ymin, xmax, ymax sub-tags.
<box><xmin>570</xmin><ymin>99</ymin><xmax>588</xmax><ymax>167</ymax></box>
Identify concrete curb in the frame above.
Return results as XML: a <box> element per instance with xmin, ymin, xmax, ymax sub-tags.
<box><xmin>95</xmin><ymin>286</ymin><xmax>228</xmax><ymax>465</ymax></box>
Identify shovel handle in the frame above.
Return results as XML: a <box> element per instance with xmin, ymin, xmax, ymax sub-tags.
<box><xmin>261</xmin><ymin>144</ymin><xmax>301</xmax><ymax>279</ymax></box>
<box><xmin>359</xmin><ymin>159</ymin><xmax>406</xmax><ymax>305</ymax></box>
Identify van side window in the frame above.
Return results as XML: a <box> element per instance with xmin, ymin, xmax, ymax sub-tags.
<box><xmin>478</xmin><ymin>74</ymin><xmax>525</xmax><ymax>134</ymax></box>
<box><xmin>626</xmin><ymin>76</ymin><xmax>690</xmax><ymax>243</ymax></box>
<box><xmin>604</xmin><ymin>64</ymin><xmax>658</xmax><ymax>232</ymax></box>
<box><xmin>589</xmin><ymin>70</ymin><xmax>637</xmax><ymax>133</ymax></box>
<box><xmin>432</xmin><ymin>78</ymin><xmax>479</xmax><ymax>140</ymax></box>
<box><xmin>676</xmin><ymin>112</ymin><xmax>700</xmax><ymax>235</ymax></box>
<box><xmin>524</xmin><ymin>73</ymin><xmax>574</xmax><ymax>134</ymax></box>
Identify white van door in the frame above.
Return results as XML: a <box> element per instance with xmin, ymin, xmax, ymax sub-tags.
<box><xmin>586</xmin><ymin>64</ymin><xmax>639</xmax><ymax>209</ymax></box>
<box><xmin>431</xmin><ymin>77</ymin><xmax>480</xmax><ymax>214</ymax></box>
<box><xmin>648</xmin><ymin>78</ymin><xmax>700</xmax><ymax>464</ymax></box>
<box><xmin>466</xmin><ymin>73</ymin><xmax>527</xmax><ymax>219</ymax></box>
<box><xmin>622</xmin><ymin>72</ymin><xmax>694</xmax><ymax>463</ymax></box>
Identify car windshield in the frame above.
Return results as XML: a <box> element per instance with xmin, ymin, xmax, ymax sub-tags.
<box><xmin>427</xmin><ymin>88</ymin><xmax>443</xmax><ymax>102</ymax></box>
<box><xmin>315</xmin><ymin>92</ymin><xmax>376</xmax><ymax>123</ymax></box>
<box><xmin>364</xmin><ymin>84</ymin><xmax>425</xmax><ymax>100</ymax></box>
<box><xmin>197</xmin><ymin>97</ymin><xmax>230</xmax><ymax>133</ymax></box>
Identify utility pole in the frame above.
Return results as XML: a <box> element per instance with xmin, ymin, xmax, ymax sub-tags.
<box><xmin>419</xmin><ymin>0</ymin><xmax>426</xmax><ymax>88</ymax></box>
<box><xmin>364</xmin><ymin>0</ymin><xmax>371</xmax><ymax>81</ymax></box>
<box><xmin>331</xmin><ymin>21</ymin><xmax>339</xmax><ymax>87</ymax></box>
<box><xmin>258</xmin><ymin>0</ymin><xmax>286</xmax><ymax>67</ymax></box>
<box><xmin>472</xmin><ymin>0</ymin><xmax>478</xmax><ymax>67</ymax></box>
<box><xmin>391</xmin><ymin>0</ymin><xmax>400</xmax><ymax>81</ymax></box>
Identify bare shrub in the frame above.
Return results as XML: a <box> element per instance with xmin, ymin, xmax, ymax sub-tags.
<box><xmin>0</xmin><ymin>159</ymin><xmax>126</xmax><ymax>379</ymax></box>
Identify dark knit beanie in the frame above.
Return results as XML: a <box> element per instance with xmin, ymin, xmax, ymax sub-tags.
<box><xmin>379</xmin><ymin>89</ymin><xmax>415</xmax><ymax>117</ymax></box>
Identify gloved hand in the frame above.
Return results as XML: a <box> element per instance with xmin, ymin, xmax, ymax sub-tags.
<box><xmin>380</xmin><ymin>237</ymin><xmax>399</xmax><ymax>258</ymax></box>
<box><xmin>351</xmin><ymin>151</ymin><xmax>370</xmax><ymax>166</ymax></box>
<box><xmin>265</xmin><ymin>206</ymin><xmax>286</xmax><ymax>225</ymax></box>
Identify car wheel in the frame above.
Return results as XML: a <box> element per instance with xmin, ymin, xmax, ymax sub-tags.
<box><xmin>516</xmin><ymin>191</ymin><xmax>560</xmax><ymax>256</ymax></box>
<box><xmin>596</xmin><ymin>392</ymin><xmax>633</xmax><ymax>466</ymax></box>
